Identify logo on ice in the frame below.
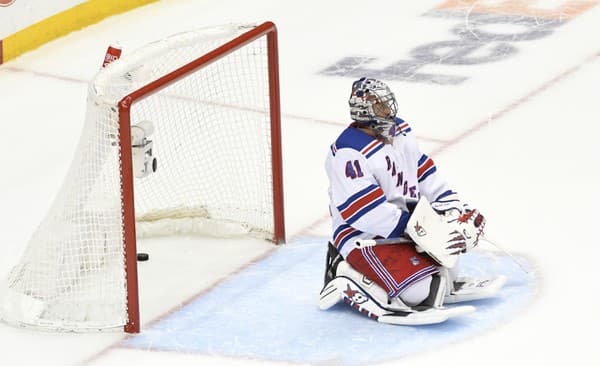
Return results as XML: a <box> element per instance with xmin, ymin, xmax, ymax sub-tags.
<box><xmin>0</xmin><ymin>0</ymin><xmax>16</xmax><ymax>7</ymax></box>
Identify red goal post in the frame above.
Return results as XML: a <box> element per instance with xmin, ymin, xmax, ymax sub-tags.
<box><xmin>0</xmin><ymin>21</ymin><xmax>285</xmax><ymax>334</ymax></box>
<box><xmin>118</xmin><ymin>21</ymin><xmax>285</xmax><ymax>333</ymax></box>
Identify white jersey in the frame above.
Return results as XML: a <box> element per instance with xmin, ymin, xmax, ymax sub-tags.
<box><xmin>326</xmin><ymin>118</ymin><xmax>454</xmax><ymax>259</ymax></box>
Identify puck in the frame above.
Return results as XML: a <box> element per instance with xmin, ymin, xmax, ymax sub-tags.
<box><xmin>137</xmin><ymin>253</ymin><xmax>149</xmax><ymax>261</ymax></box>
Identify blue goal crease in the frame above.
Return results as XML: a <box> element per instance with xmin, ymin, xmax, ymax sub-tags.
<box><xmin>123</xmin><ymin>238</ymin><xmax>536</xmax><ymax>365</ymax></box>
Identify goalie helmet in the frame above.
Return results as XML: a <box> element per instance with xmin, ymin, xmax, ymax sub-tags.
<box><xmin>349</xmin><ymin>77</ymin><xmax>398</xmax><ymax>143</ymax></box>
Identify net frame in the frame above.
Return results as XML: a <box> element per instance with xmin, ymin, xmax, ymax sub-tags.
<box><xmin>118</xmin><ymin>21</ymin><xmax>285</xmax><ymax>333</ymax></box>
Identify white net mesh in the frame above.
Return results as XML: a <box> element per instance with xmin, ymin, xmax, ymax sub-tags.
<box><xmin>0</xmin><ymin>23</ymin><xmax>276</xmax><ymax>331</ymax></box>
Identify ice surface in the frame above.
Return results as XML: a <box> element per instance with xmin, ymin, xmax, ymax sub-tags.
<box><xmin>1</xmin><ymin>1</ymin><xmax>599</xmax><ymax>365</ymax></box>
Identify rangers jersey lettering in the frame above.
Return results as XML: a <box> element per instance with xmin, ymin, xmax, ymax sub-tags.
<box><xmin>326</xmin><ymin>118</ymin><xmax>454</xmax><ymax>258</ymax></box>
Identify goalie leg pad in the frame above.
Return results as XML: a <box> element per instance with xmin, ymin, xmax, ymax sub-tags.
<box><xmin>319</xmin><ymin>258</ymin><xmax>475</xmax><ymax>325</ymax></box>
<box><xmin>398</xmin><ymin>276</ymin><xmax>432</xmax><ymax>306</ymax></box>
<box><xmin>320</xmin><ymin>260</ymin><xmax>413</xmax><ymax>313</ymax></box>
<box><xmin>437</xmin><ymin>262</ymin><xmax>507</xmax><ymax>304</ymax></box>
<box><xmin>415</xmin><ymin>273</ymin><xmax>446</xmax><ymax>310</ymax></box>
<box><xmin>319</xmin><ymin>274</ymin><xmax>474</xmax><ymax>325</ymax></box>
<box><xmin>323</xmin><ymin>242</ymin><xmax>344</xmax><ymax>286</ymax></box>
<box><xmin>444</xmin><ymin>275</ymin><xmax>507</xmax><ymax>304</ymax></box>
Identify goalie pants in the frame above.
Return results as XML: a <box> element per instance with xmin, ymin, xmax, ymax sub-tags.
<box><xmin>346</xmin><ymin>244</ymin><xmax>439</xmax><ymax>298</ymax></box>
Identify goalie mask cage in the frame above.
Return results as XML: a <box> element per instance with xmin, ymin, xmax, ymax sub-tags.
<box><xmin>0</xmin><ymin>22</ymin><xmax>285</xmax><ymax>333</ymax></box>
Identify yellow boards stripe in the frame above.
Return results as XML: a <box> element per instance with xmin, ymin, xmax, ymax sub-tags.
<box><xmin>1</xmin><ymin>0</ymin><xmax>159</xmax><ymax>64</ymax></box>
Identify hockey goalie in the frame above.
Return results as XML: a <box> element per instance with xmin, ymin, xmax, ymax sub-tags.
<box><xmin>320</xmin><ymin>77</ymin><xmax>506</xmax><ymax>325</ymax></box>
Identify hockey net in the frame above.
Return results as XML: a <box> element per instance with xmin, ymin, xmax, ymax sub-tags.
<box><xmin>0</xmin><ymin>22</ymin><xmax>284</xmax><ymax>333</ymax></box>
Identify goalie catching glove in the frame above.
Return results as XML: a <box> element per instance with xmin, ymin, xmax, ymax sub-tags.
<box><xmin>448</xmin><ymin>208</ymin><xmax>486</xmax><ymax>252</ymax></box>
<box><xmin>405</xmin><ymin>196</ymin><xmax>486</xmax><ymax>268</ymax></box>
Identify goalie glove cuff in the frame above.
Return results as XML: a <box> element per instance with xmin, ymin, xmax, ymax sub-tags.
<box><xmin>431</xmin><ymin>191</ymin><xmax>463</xmax><ymax>216</ymax></box>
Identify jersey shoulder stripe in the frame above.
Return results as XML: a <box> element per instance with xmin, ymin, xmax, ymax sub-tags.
<box><xmin>417</xmin><ymin>154</ymin><xmax>437</xmax><ymax>182</ymax></box>
<box><xmin>394</xmin><ymin>117</ymin><xmax>412</xmax><ymax>136</ymax></box>
<box><xmin>337</xmin><ymin>184</ymin><xmax>386</xmax><ymax>225</ymax></box>
<box><xmin>361</xmin><ymin>140</ymin><xmax>384</xmax><ymax>158</ymax></box>
<box><xmin>334</xmin><ymin>127</ymin><xmax>383</xmax><ymax>158</ymax></box>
